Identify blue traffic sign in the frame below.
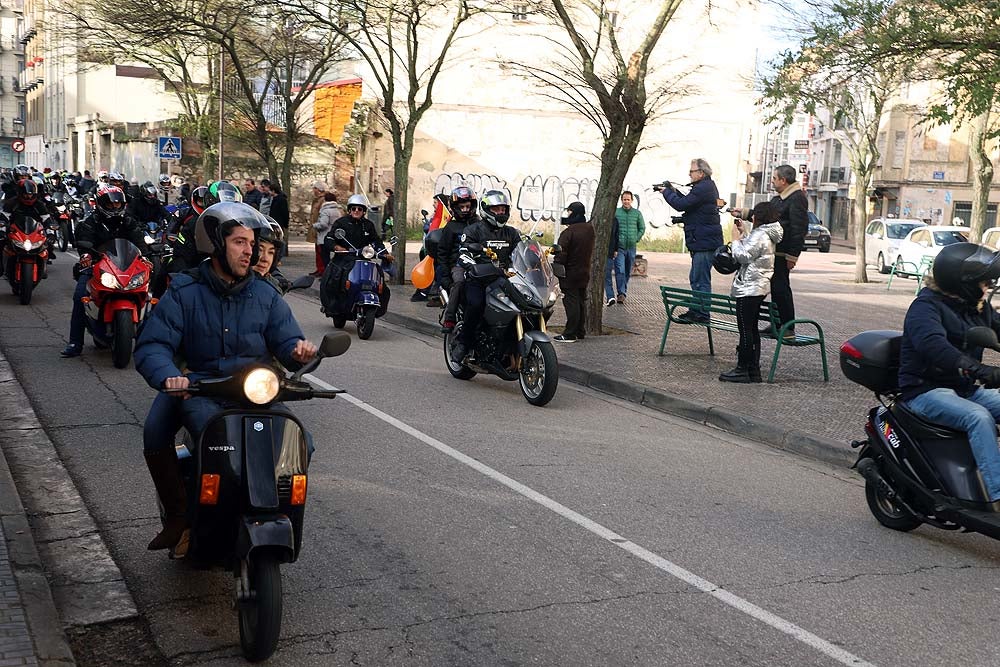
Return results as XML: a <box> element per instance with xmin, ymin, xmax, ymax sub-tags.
<box><xmin>158</xmin><ymin>136</ymin><xmax>182</xmax><ymax>160</ymax></box>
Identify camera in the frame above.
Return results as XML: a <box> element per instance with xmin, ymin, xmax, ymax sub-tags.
<box><xmin>651</xmin><ymin>181</ymin><xmax>673</xmax><ymax>193</ymax></box>
<box><xmin>729</xmin><ymin>207</ymin><xmax>752</xmax><ymax>221</ymax></box>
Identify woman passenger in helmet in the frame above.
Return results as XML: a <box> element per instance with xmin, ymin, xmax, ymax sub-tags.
<box><xmin>899</xmin><ymin>243</ymin><xmax>1000</xmax><ymax>501</ymax></box>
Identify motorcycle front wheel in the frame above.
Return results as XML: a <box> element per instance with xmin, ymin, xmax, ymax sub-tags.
<box><xmin>357</xmin><ymin>308</ymin><xmax>376</xmax><ymax>340</ymax></box>
<box><xmin>238</xmin><ymin>554</ymin><xmax>282</xmax><ymax>662</ymax></box>
<box><xmin>18</xmin><ymin>266</ymin><xmax>33</xmax><ymax>305</ymax></box>
<box><xmin>864</xmin><ymin>475</ymin><xmax>921</xmax><ymax>532</ymax></box>
<box><xmin>110</xmin><ymin>310</ymin><xmax>135</xmax><ymax>368</ymax></box>
<box><xmin>444</xmin><ymin>327</ymin><xmax>476</xmax><ymax>380</ymax></box>
<box><xmin>519</xmin><ymin>341</ymin><xmax>558</xmax><ymax>406</ymax></box>
<box><xmin>57</xmin><ymin>223</ymin><xmax>69</xmax><ymax>252</ymax></box>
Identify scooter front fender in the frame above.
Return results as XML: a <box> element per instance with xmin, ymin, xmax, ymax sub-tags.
<box><xmin>237</xmin><ymin>514</ymin><xmax>295</xmax><ymax>564</ymax></box>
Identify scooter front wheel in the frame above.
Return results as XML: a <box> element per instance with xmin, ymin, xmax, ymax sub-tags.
<box><xmin>357</xmin><ymin>308</ymin><xmax>376</xmax><ymax>340</ymax></box>
<box><xmin>864</xmin><ymin>476</ymin><xmax>921</xmax><ymax>532</ymax></box>
<box><xmin>238</xmin><ymin>553</ymin><xmax>283</xmax><ymax>662</ymax></box>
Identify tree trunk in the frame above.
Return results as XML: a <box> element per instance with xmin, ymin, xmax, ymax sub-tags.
<box><xmin>391</xmin><ymin>132</ymin><xmax>413</xmax><ymax>286</ymax></box>
<box><xmin>968</xmin><ymin>111</ymin><xmax>994</xmax><ymax>243</ymax></box>
<box><xmin>851</xmin><ymin>164</ymin><xmax>870</xmax><ymax>283</ymax></box>
<box><xmin>585</xmin><ymin>125</ymin><xmax>643</xmax><ymax>335</ymax></box>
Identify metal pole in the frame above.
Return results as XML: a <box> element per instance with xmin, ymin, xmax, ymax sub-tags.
<box><xmin>217</xmin><ymin>47</ymin><xmax>224</xmax><ymax>181</ymax></box>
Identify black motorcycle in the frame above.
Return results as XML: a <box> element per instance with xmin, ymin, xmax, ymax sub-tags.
<box><xmin>442</xmin><ymin>237</ymin><xmax>562</xmax><ymax>406</ymax></box>
<box><xmin>842</xmin><ymin>326</ymin><xmax>1000</xmax><ymax>538</ymax></box>
<box><xmin>164</xmin><ymin>332</ymin><xmax>351</xmax><ymax>661</ymax></box>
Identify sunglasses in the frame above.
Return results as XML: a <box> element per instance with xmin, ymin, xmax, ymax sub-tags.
<box><xmin>348</xmin><ymin>206</ymin><xmax>366</xmax><ymax>212</ymax></box>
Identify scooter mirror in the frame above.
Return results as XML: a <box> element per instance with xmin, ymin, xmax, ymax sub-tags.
<box><xmin>289</xmin><ymin>275</ymin><xmax>315</xmax><ymax>290</ymax></box>
<box><xmin>334</xmin><ymin>228</ymin><xmax>346</xmax><ymax>240</ymax></box>
<box><xmin>966</xmin><ymin>326</ymin><xmax>1000</xmax><ymax>351</ymax></box>
<box><xmin>319</xmin><ymin>332</ymin><xmax>352</xmax><ymax>359</ymax></box>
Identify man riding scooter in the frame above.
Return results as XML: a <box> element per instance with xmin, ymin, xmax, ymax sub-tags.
<box><xmin>133</xmin><ymin>202</ymin><xmax>317</xmax><ymax>556</ymax></box>
<box><xmin>899</xmin><ymin>242</ymin><xmax>1000</xmax><ymax>502</ymax></box>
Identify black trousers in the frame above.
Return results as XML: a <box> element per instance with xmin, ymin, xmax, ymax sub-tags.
<box><xmin>770</xmin><ymin>256</ymin><xmax>795</xmax><ymax>326</ymax></box>
<box><xmin>736</xmin><ymin>295</ymin><xmax>765</xmax><ymax>370</ymax></box>
<box><xmin>562</xmin><ymin>287</ymin><xmax>587</xmax><ymax>339</ymax></box>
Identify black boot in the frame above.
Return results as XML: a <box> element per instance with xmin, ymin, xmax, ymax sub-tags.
<box><xmin>748</xmin><ymin>366</ymin><xmax>762</xmax><ymax>383</ymax></box>
<box><xmin>719</xmin><ymin>365</ymin><xmax>752</xmax><ymax>383</ymax></box>
<box><xmin>144</xmin><ymin>450</ymin><xmax>188</xmax><ymax>551</ymax></box>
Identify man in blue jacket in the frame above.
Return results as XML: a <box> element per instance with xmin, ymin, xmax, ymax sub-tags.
<box><xmin>900</xmin><ymin>243</ymin><xmax>1000</xmax><ymax>501</ymax></box>
<box><xmin>658</xmin><ymin>158</ymin><xmax>722</xmax><ymax>322</ymax></box>
<box><xmin>134</xmin><ymin>201</ymin><xmax>317</xmax><ymax>554</ymax></box>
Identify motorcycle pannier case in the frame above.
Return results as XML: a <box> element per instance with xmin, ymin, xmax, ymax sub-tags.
<box><xmin>840</xmin><ymin>330</ymin><xmax>902</xmax><ymax>393</ymax></box>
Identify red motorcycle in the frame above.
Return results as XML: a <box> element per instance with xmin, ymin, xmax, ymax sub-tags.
<box><xmin>82</xmin><ymin>239</ymin><xmax>152</xmax><ymax>368</ymax></box>
<box><xmin>0</xmin><ymin>213</ymin><xmax>49</xmax><ymax>305</ymax></box>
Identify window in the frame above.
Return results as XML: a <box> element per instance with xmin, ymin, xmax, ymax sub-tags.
<box><xmin>953</xmin><ymin>202</ymin><xmax>998</xmax><ymax>228</ymax></box>
<box><xmin>607</xmin><ymin>11</ymin><xmax>619</xmax><ymax>28</ymax></box>
<box><xmin>512</xmin><ymin>4</ymin><xmax>528</xmax><ymax>21</ymax></box>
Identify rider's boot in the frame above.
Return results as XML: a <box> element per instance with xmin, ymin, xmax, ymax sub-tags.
<box><xmin>144</xmin><ymin>450</ymin><xmax>188</xmax><ymax>551</ymax></box>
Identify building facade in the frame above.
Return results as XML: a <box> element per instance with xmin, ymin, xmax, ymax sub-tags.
<box><xmin>0</xmin><ymin>0</ymin><xmax>24</xmax><ymax>167</ymax></box>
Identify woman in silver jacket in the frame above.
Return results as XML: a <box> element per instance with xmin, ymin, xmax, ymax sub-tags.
<box><xmin>720</xmin><ymin>201</ymin><xmax>784</xmax><ymax>383</ymax></box>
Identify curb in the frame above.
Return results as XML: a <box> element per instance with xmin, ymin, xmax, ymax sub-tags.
<box><xmin>0</xmin><ymin>352</ymin><xmax>138</xmax><ymax>639</ymax></box>
<box><xmin>376</xmin><ymin>307</ymin><xmax>855</xmax><ymax>469</ymax></box>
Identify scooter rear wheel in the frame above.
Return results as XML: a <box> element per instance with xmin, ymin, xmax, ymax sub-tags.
<box><xmin>238</xmin><ymin>554</ymin><xmax>282</xmax><ymax>662</ymax></box>
<box><xmin>864</xmin><ymin>477</ymin><xmax>921</xmax><ymax>532</ymax></box>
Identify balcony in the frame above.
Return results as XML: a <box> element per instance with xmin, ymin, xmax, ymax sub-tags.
<box><xmin>18</xmin><ymin>27</ymin><xmax>35</xmax><ymax>46</ymax></box>
<box><xmin>822</xmin><ymin>166</ymin><xmax>851</xmax><ymax>185</ymax></box>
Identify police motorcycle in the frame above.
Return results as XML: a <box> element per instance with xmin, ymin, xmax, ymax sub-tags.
<box><xmin>320</xmin><ymin>227</ymin><xmax>395</xmax><ymax>340</ymax></box>
<box><xmin>165</xmin><ymin>331</ymin><xmax>351</xmax><ymax>662</ymax></box>
<box><xmin>441</xmin><ymin>233</ymin><xmax>563</xmax><ymax>406</ymax></box>
<box><xmin>842</xmin><ymin>326</ymin><xmax>1000</xmax><ymax>539</ymax></box>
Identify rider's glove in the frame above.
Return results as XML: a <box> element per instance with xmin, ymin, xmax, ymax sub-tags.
<box><xmin>958</xmin><ymin>355</ymin><xmax>1000</xmax><ymax>388</ymax></box>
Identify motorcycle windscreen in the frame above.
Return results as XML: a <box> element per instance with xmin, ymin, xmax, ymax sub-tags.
<box><xmin>10</xmin><ymin>214</ymin><xmax>42</xmax><ymax>236</ymax></box>
<box><xmin>512</xmin><ymin>241</ymin><xmax>555</xmax><ymax>293</ymax></box>
<box><xmin>51</xmin><ymin>192</ymin><xmax>65</xmax><ymax>205</ymax></box>
<box><xmin>96</xmin><ymin>239</ymin><xmax>143</xmax><ymax>271</ymax></box>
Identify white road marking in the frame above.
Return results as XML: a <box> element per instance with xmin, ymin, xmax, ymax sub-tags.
<box><xmin>304</xmin><ymin>372</ymin><xmax>874</xmax><ymax>667</ymax></box>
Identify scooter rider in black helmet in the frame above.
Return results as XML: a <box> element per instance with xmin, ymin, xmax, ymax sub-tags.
<box><xmin>899</xmin><ymin>242</ymin><xmax>1000</xmax><ymax>502</ymax></box>
<box><xmin>438</xmin><ymin>185</ymin><xmax>479</xmax><ymax>333</ymax></box>
<box><xmin>450</xmin><ymin>190</ymin><xmax>521</xmax><ymax>363</ymax></box>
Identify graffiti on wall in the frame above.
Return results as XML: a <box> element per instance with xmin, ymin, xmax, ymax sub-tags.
<box><xmin>433</xmin><ymin>172</ymin><xmax>689</xmax><ymax>231</ymax></box>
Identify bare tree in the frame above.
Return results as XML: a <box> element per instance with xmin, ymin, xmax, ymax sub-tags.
<box><xmin>512</xmin><ymin>0</ymin><xmax>685</xmax><ymax>333</ymax></box>
<box><xmin>286</xmin><ymin>0</ymin><xmax>479</xmax><ymax>283</ymax></box>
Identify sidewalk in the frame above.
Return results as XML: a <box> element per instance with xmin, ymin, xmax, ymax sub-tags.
<box><xmin>281</xmin><ymin>239</ymin><xmax>929</xmax><ymax>467</ymax></box>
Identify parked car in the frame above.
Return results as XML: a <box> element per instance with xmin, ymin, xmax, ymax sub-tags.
<box><xmin>864</xmin><ymin>218</ymin><xmax>927</xmax><ymax>273</ymax></box>
<box><xmin>982</xmin><ymin>226</ymin><xmax>1000</xmax><ymax>250</ymax></box>
<box><xmin>803</xmin><ymin>212</ymin><xmax>831</xmax><ymax>253</ymax></box>
<box><xmin>893</xmin><ymin>225</ymin><xmax>969</xmax><ymax>274</ymax></box>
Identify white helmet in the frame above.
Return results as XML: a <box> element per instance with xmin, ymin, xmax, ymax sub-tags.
<box><xmin>346</xmin><ymin>193</ymin><xmax>370</xmax><ymax>212</ymax></box>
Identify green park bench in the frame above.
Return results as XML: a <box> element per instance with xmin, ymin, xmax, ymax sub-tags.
<box><xmin>886</xmin><ymin>255</ymin><xmax>933</xmax><ymax>294</ymax></box>
<box><xmin>657</xmin><ymin>285</ymin><xmax>829</xmax><ymax>383</ymax></box>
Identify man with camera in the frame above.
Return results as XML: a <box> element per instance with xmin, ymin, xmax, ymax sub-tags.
<box><xmin>656</xmin><ymin>158</ymin><xmax>722</xmax><ymax>322</ymax></box>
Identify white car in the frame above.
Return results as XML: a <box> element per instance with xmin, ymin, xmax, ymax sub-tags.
<box><xmin>864</xmin><ymin>218</ymin><xmax>926</xmax><ymax>273</ymax></box>
<box><xmin>894</xmin><ymin>225</ymin><xmax>969</xmax><ymax>274</ymax></box>
<box><xmin>982</xmin><ymin>226</ymin><xmax>1000</xmax><ymax>250</ymax></box>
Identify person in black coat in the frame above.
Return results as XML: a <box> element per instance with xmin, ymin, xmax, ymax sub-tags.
<box><xmin>438</xmin><ymin>186</ymin><xmax>478</xmax><ymax>332</ymax></box>
<box><xmin>268</xmin><ymin>183</ymin><xmax>290</xmax><ymax>233</ymax></box>
<box><xmin>553</xmin><ymin>201</ymin><xmax>595</xmax><ymax>342</ymax></box>
<box><xmin>765</xmin><ymin>164</ymin><xmax>809</xmax><ymax>337</ymax></box>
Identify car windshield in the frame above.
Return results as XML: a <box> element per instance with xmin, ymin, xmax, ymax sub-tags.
<box><xmin>887</xmin><ymin>223</ymin><xmax>921</xmax><ymax>239</ymax></box>
<box><xmin>933</xmin><ymin>230</ymin><xmax>968</xmax><ymax>246</ymax></box>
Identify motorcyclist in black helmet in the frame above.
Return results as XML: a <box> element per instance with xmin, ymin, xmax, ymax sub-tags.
<box><xmin>899</xmin><ymin>242</ymin><xmax>1000</xmax><ymax>502</ymax></box>
<box><xmin>449</xmin><ymin>190</ymin><xmax>521</xmax><ymax>363</ymax></box>
<box><xmin>438</xmin><ymin>186</ymin><xmax>479</xmax><ymax>333</ymax></box>
<box><xmin>128</xmin><ymin>181</ymin><xmax>170</xmax><ymax>233</ymax></box>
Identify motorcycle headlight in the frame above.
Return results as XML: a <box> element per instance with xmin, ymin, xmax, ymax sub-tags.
<box><xmin>100</xmin><ymin>272</ymin><xmax>120</xmax><ymax>289</ymax></box>
<box><xmin>13</xmin><ymin>238</ymin><xmax>27</xmax><ymax>250</ymax></box>
<box><xmin>244</xmin><ymin>368</ymin><xmax>280</xmax><ymax>405</ymax></box>
<box><xmin>516</xmin><ymin>284</ymin><xmax>542</xmax><ymax>306</ymax></box>
<box><xmin>57</xmin><ymin>205</ymin><xmax>66</xmax><ymax>212</ymax></box>
<box><xmin>125</xmin><ymin>272</ymin><xmax>148</xmax><ymax>290</ymax></box>
<box><xmin>362</xmin><ymin>245</ymin><xmax>376</xmax><ymax>260</ymax></box>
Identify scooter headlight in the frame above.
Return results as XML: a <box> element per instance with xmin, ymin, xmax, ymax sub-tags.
<box><xmin>244</xmin><ymin>368</ymin><xmax>280</xmax><ymax>405</ymax></box>
<box><xmin>361</xmin><ymin>245</ymin><xmax>376</xmax><ymax>260</ymax></box>
<box><xmin>100</xmin><ymin>272</ymin><xmax>119</xmax><ymax>289</ymax></box>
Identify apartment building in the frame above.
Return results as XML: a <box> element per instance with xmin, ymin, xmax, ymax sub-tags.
<box><xmin>0</xmin><ymin>0</ymin><xmax>24</xmax><ymax>167</ymax></box>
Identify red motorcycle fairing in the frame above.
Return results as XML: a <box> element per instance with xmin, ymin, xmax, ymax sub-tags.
<box><xmin>4</xmin><ymin>216</ymin><xmax>48</xmax><ymax>283</ymax></box>
<box><xmin>86</xmin><ymin>239</ymin><xmax>151</xmax><ymax>322</ymax></box>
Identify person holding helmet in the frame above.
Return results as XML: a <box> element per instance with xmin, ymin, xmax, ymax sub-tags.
<box><xmin>899</xmin><ymin>242</ymin><xmax>1000</xmax><ymax>501</ymax></box>
<box><xmin>450</xmin><ymin>190</ymin><xmax>521</xmax><ymax>363</ymax></box>
<box><xmin>134</xmin><ymin>202</ymin><xmax>317</xmax><ymax>554</ymax></box>
<box><xmin>717</xmin><ymin>201</ymin><xmax>783</xmax><ymax>383</ymax></box>
<box><xmin>437</xmin><ymin>186</ymin><xmax>479</xmax><ymax>333</ymax></box>
<box><xmin>60</xmin><ymin>186</ymin><xmax>148</xmax><ymax>358</ymax></box>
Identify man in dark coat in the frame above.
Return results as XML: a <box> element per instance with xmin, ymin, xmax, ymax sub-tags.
<box><xmin>765</xmin><ymin>164</ymin><xmax>809</xmax><ymax>338</ymax></box>
<box><xmin>659</xmin><ymin>158</ymin><xmax>722</xmax><ymax>322</ymax></box>
<box><xmin>553</xmin><ymin>201</ymin><xmax>595</xmax><ymax>342</ymax></box>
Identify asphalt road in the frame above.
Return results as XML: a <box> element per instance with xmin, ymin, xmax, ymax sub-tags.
<box><xmin>4</xmin><ymin>253</ymin><xmax>1000</xmax><ymax>666</ymax></box>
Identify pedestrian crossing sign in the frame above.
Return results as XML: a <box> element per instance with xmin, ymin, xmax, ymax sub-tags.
<box><xmin>158</xmin><ymin>137</ymin><xmax>182</xmax><ymax>160</ymax></box>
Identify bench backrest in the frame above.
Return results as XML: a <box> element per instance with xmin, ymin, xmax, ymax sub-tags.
<box><xmin>660</xmin><ymin>285</ymin><xmax>780</xmax><ymax>326</ymax></box>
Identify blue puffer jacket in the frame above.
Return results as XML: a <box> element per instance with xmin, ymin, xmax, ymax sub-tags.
<box><xmin>135</xmin><ymin>262</ymin><xmax>304</xmax><ymax>390</ymax></box>
<box><xmin>662</xmin><ymin>178</ymin><xmax>722</xmax><ymax>252</ymax></box>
